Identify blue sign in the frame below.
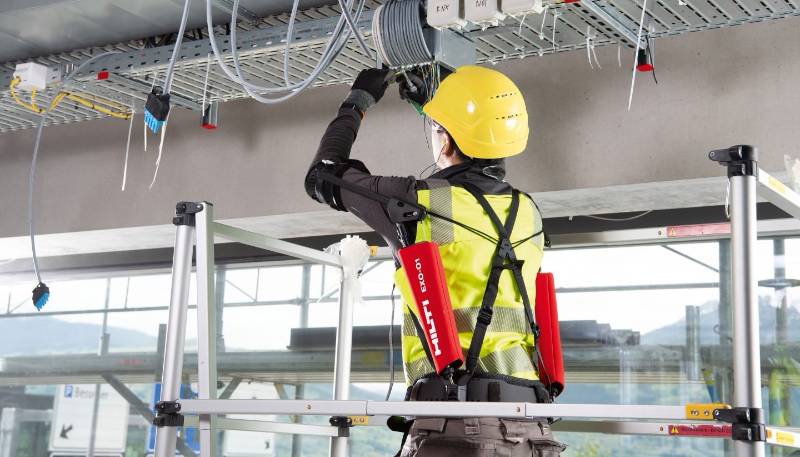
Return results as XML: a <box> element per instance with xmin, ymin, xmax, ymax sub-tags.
<box><xmin>146</xmin><ymin>383</ymin><xmax>200</xmax><ymax>455</ymax></box>
<box><xmin>64</xmin><ymin>385</ymin><xmax>74</xmax><ymax>398</ymax></box>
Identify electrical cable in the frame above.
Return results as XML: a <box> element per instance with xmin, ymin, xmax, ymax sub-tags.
<box><xmin>149</xmin><ymin>115</ymin><xmax>169</xmax><ymax>189</ymax></box>
<box><xmin>26</xmin><ymin>51</ymin><xmax>121</xmax><ymax>310</ymax></box>
<box><xmin>385</xmin><ymin>283</ymin><xmax>397</xmax><ymax>401</ymax></box>
<box><xmin>122</xmin><ymin>106</ymin><xmax>135</xmax><ymax>191</ymax></box>
<box><xmin>163</xmin><ymin>0</ymin><xmax>192</xmax><ymax>94</ymax></box>
<box><xmin>581</xmin><ymin>210</ymin><xmax>652</xmax><ymax>222</ymax></box>
<box><xmin>225</xmin><ymin>0</ymin><xmax>367</xmax><ymax>104</ymax></box>
<box><xmin>373</xmin><ymin>0</ymin><xmax>432</xmax><ymax>68</ymax></box>
<box><xmin>215</xmin><ymin>0</ymin><xmax>361</xmax><ymax>95</ymax></box>
<box><xmin>283</xmin><ymin>0</ymin><xmax>302</xmax><ymax>87</ymax></box>
<box><xmin>627</xmin><ymin>0</ymin><xmax>648</xmax><ymax>110</ymax></box>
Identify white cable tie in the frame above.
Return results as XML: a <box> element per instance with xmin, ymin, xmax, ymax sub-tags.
<box><xmin>518</xmin><ymin>13</ymin><xmax>528</xmax><ymax>35</ymax></box>
<box><xmin>202</xmin><ymin>54</ymin><xmax>212</xmax><ymax>112</ymax></box>
<box><xmin>539</xmin><ymin>5</ymin><xmax>549</xmax><ymax>40</ymax></box>
<box><xmin>122</xmin><ymin>107</ymin><xmax>135</xmax><ymax>191</ymax></box>
<box><xmin>552</xmin><ymin>11</ymin><xmax>560</xmax><ymax>52</ymax></box>
<box><xmin>143</xmin><ymin>116</ymin><xmax>148</xmax><ymax>152</ymax></box>
<box><xmin>627</xmin><ymin>0</ymin><xmax>648</xmax><ymax>111</ymax></box>
<box><xmin>592</xmin><ymin>39</ymin><xmax>602</xmax><ymax>69</ymax></box>
<box><xmin>618</xmin><ymin>42</ymin><xmax>622</xmax><ymax>67</ymax></box>
<box><xmin>149</xmin><ymin>115</ymin><xmax>169</xmax><ymax>190</ymax></box>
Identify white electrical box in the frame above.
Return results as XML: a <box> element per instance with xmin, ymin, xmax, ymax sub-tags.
<box><xmin>427</xmin><ymin>0</ymin><xmax>467</xmax><ymax>29</ymax></box>
<box><xmin>501</xmin><ymin>0</ymin><xmax>544</xmax><ymax>16</ymax></box>
<box><xmin>465</xmin><ymin>0</ymin><xmax>505</xmax><ymax>25</ymax></box>
<box><xmin>13</xmin><ymin>62</ymin><xmax>61</xmax><ymax>91</ymax></box>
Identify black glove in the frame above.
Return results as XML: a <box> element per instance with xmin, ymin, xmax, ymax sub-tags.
<box><xmin>351</xmin><ymin>68</ymin><xmax>392</xmax><ymax>102</ymax></box>
<box><xmin>397</xmin><ymin>71</ymin><xmax>429</xmax><ymax>107</ymax></box>
<box><xmin>343</xmin><ymin>68</ymin><xmax>393</xmax><ymax>113</ymax></box>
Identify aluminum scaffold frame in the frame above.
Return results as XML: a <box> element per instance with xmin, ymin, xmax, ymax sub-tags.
<box><xmin>154</xmin><ymin>144</ymin><xmax>800</xmax><ymax>457</ymax></box>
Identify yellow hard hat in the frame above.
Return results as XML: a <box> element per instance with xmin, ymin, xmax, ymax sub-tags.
<box><xmin>422</xmin><ymin>65</ymin><xmax>529</xmax><ymax>159</ymax></box>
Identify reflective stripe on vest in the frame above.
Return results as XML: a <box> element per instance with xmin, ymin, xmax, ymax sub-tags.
<box><xmin>395</xmin><ymin>183</ymin><xmax>545</xmax><ymax>385</ymax></box>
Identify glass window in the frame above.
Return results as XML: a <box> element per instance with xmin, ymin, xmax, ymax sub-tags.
<box><xmin>2</xmin><ymin>235</ymin><xmax>798</xmax><ymax>457</ymax></box>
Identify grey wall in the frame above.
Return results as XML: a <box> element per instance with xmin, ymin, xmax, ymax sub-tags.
<box><xmin>1</xmin><ymin>16</ymin><xmax>798</xmax><ymax>239</ymax></box>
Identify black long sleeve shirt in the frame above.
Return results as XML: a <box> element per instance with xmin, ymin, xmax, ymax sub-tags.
<box><xmin>309</xmin><ymin>105</ymin><xmax>512</xmax><ymax>252</ymax></box>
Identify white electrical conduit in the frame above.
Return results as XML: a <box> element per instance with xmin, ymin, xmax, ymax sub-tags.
<box><xmin>228</xmin><ymin>0</ymin><xmax>369</xmax><ymax>103</ymax></box>
<box><xmin>28</xmin><ymin>51</ymin><xmax>121</xmax><ymax>285</ymax></box>
<box><xmin>627</xmin><ymin>0</ymin><xmax>648</xmax><ymax>110</ymax></box>
<box><xmin>163</xmin><ymin>0</ymin><xmax>192</xmax><ymax>94</ymax></box>
<box><xmin>205</xmin><ymin>0</ymin><xmax>367</xmax><ymax>103</ymax></box>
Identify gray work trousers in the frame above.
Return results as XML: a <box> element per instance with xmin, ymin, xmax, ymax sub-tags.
<box><xmin>399</xmin><ymin>417</ymin><xmax>566</xmax><ymax>457</ymax></box>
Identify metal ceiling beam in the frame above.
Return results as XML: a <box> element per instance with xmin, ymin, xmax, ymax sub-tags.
<box><xmin>0</xmin><ymin>11</ymin><xmax>375</xmax><ymax>89</ymax></box>
<box><xmin>580</xmin><ymin>0</ymin><xmax>648</xmax><ymax>49</ymax></box>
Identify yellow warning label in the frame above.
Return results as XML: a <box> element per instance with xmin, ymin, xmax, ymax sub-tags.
<box><xmin>685</xmin><ymin>403</ymin><xmax>729</xmax><ymax>420</ymax></box>
<box><xmin>774</xmin><ymin>430</ymin><xmax>795</xmax><ymax>446</ymax></box>
<box><xmin>670</xmin><ymin>426</ymin><xmax>679</xmax><ymax>435</ymax></box>
<box><xmin>768</xmin><ymin>176</ymin><xmax>788</xmax><ymax>195</ymax></box>
<box><xmin>349</xmin><ymin>416</ymin><xmax>369</xmax><ymax>426</ymax></box>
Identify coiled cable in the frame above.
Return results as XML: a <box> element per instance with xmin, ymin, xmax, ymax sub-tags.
<box><xmin>373</xmin><ymin>0</ymin><xmax>432</xmax><ymax>68</ymax></box>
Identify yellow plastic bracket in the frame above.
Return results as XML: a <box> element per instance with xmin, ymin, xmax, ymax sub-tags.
<box><xmin>685</xmin><ymin>403</ymin><xmax>730</xmax><ymax>420</ymax></box>
<box><xmin>349</xmin><ymin>415</ymin><xmax>370</xmax><ymax>426</ymax></box>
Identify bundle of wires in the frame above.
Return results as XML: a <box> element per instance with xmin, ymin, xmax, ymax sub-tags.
<box><xmin>19</xmin><ymin>51</ymin><xmax>123</xmax><ymax>311</ymax></box>
<box><xmin>372</xmin><ymin>0</ymin><xmax>433</xmax><ymax>68</ymax></box>
<box><xmin>204</xmin><ymin>0</ymin><xmax>373</xmax><ymax>105</ymax></box>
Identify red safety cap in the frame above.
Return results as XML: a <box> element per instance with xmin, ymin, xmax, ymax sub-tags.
<box><xmin>96</xmin><ymin>71</ymin><xmax>109</xmax><ymax>80</ymax></box>
<box><xmin>201</xmin><ymin>123</ymin><xmax>217</xmax><ymax>130</ymax></box>
<box><xmin>636</xmin><ymin>63</ymin><xmax>654</xmax><ymax>72</ymax></box>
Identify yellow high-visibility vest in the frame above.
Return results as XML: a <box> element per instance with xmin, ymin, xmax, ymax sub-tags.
<box><xmin>394</xmin><ymin>179</ymin><xmax>545</xmax><ymax>385</ymax></box>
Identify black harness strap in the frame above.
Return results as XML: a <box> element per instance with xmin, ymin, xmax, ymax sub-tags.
<box><xmin>459</xmin><ymin>183</ymin><xmax>538</xmax><ymax>375</ymax></box>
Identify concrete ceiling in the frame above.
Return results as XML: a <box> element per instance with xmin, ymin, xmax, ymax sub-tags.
<box><xmin>0</xmin><ymin>172</ymin><xmax>792</xmax><ymax>260</ymax></box>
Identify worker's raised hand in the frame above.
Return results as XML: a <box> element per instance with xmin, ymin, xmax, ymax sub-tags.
<box><xmin>349</xmin><ymin>68</ymin><xmax>393</xmax><ymax>107</ymax></box>
<box><xmin>397</xmin><ymin>71</ymin><xmax>429</xmax><ymax>109</ymax></box>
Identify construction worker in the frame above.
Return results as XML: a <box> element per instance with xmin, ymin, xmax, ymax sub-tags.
<box><xmin>305</xmin><ymin>65</ymin><xmax>564</xmax><ymax>456</ymax></box>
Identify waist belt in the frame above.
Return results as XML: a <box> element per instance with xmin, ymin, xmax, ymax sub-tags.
<box><xmin>408</xmin><ymin>373</ymin><xmax>551</xmax><ymax>404</ymax></box>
